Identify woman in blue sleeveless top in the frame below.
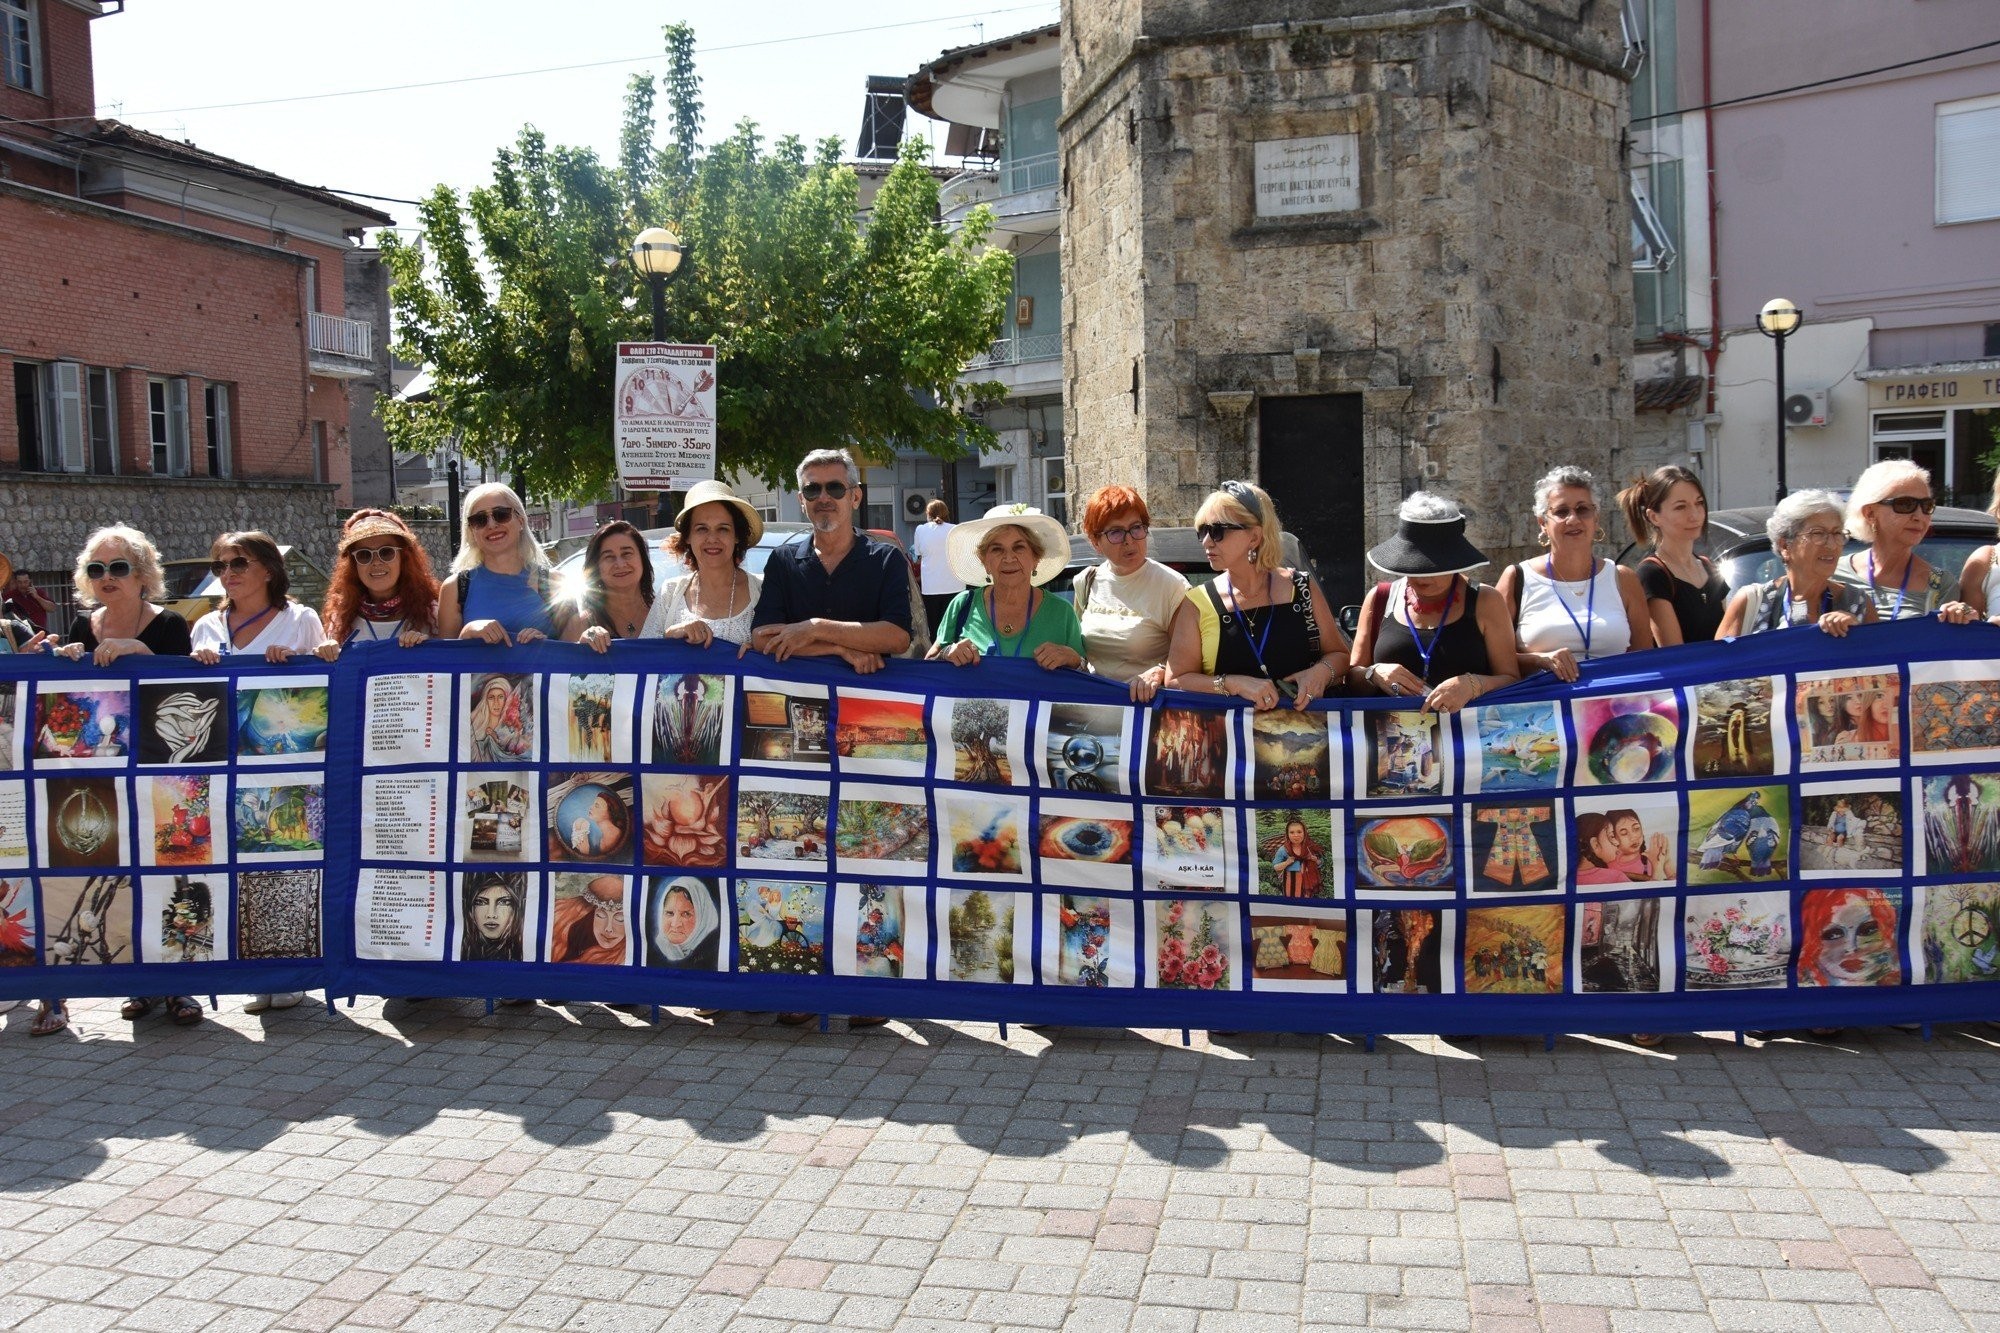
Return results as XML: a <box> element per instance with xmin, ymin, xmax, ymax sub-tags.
<box><xmin>436</xmin><ymin>482</ymin><xmax>556</xmax><ymax>644</ymax></box>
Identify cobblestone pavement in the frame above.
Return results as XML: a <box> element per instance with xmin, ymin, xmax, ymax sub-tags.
<box><xmin>3</xmin><ymin>999</ymin><xmax>2000</xmax><ymax>1332</ymax></box>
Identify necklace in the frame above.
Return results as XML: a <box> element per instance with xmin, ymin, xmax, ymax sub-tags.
<box><xmin>1865</xmin><ymin>550</ymin><xmax>1915</xmax><ymax>621</ymax></box>
<box><xmin>687</xmin><ymin>572</ymin><xmax>739</xmax><ymax>623</ymax></box>
<box><xmin>1544</xmin><ymin>555</ymin><xmax>1597</xmax><ymax>659</ymax></box>
<box><xmin>985</xmin><ymin>587</ymin><xmax>1036</xmax><ymax>656</ymax></box>
<box><xmin>1222</xmin><ymin>571</ymin><xmax>1280</xmax><ymax>678</ymax></box>
<box><xmin>1403</xmin><ymin>577</ymin><xmax>1456</xmax><ymax>683</ymax></box>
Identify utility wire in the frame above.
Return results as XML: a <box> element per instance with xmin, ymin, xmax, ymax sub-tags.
<box><xmin>1632</xmin><ymin>36</ymin><xmax>2000</xmax><ymax>124</ymax></box>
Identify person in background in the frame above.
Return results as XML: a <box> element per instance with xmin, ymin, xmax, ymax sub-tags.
<box><xmin>562</xmin><ymin>520</ymin><xmax>656</xmax><ymax>652</ymax></box>
<box><xmin>1717</xmin><ymin>490</ymin><xmax>1877</xmax><ymax>638</ymax></box>
<box><xmin>190</xmin><ymin>531</ymin><xmax>327</xmax><ymax>665</ymax></box>
<box><xmin>1617</xmin><ymin>465</ymin><xmax>1728</xmax><ymax>646</ymax></box>
<box><xmin>643</xmin><ymin>480</ymin><xmax>765</xmax><ymax>648</ymax></box>
<box><xmin>436</xmin><ymin>482</ymin><xmax>556</xmax><ymax>645</ymax></box>
<box><xmin>0</xmin><ymin>555</ymin><xmax>46</xmax><ymax>655</ymax></box>
<box><xmin>928</xmin><ymin>504</ymin><xmax>1085</xmax><ymax>671</ymax></box>
<box><xmin>1497</xmin><ymin>465</ymin><xmax>1653</xmax><ymax>683</ymax></box>
<box><xmin>1072</xmin><ymin>485</ymin><xmax>1189</xmax><ymax>702</ymax></box>
<box><xmin>1165</xmin><ymin>480</ymin><xmax>1347</xmax><ymax>710</ymax></box>
<box><xmin>1346</xmin><ymin>492</ymin><xmax>1518</xmax><ymax>711</ymax></box>
<box><xmin>1835</xmin><ymin>459</ymin><xmax>1978</xmax><ymax>623</ymax></box>
<box><xmin>5</xmin><ymin>567</ymin><xmax>54</xmax><ymax>634</ymax></box>
<box><xmin>1956</xmin><ymin>471</ymin><xmax>2000</xmax><ymax>622</ymax></box>
<box><xmin>317</xmin><ymin>509</ymin><xmax>439</xmax><ymax>652</ymax></box>
<box><xmin>909</xmin><ymin>498</ymin><xmax>964</xmax><ymax>633</ymax></box>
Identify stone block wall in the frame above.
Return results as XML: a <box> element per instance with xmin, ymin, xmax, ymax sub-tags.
<box><xmin>0</xmin><ymin>473</ymin><xmax>343</xmax><ymax>576</ymax></box>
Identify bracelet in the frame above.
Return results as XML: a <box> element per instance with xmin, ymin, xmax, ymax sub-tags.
<box><xmin>1213</xmin><ymin>674</ymin><xmax>1227</xmax><ymax>695</ymax></box>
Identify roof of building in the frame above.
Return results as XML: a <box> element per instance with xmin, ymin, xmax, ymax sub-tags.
<box><xmin>906</xmin><ymin>22</ymin><xmax>1061</xmax><ymax>122</ymax></box>
<box><xmin>72</xmin><ymin>120</ymin><xmax>396</xmax><ymax>228</ymax></box>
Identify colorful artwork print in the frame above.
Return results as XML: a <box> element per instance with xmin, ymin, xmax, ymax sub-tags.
<box><xmin>1252</xmin><ymin>711</ymin><xmax>1330</xmax><ymax>801</ymax></box>
<box><xmin>740</xmin><ymin>683</ymin><xmax>830</xmax><ymax>765</ymax></box>
<box><xmin>948</xmin><ymin>889</ymin><xmax>1019</xmax><ymax>983</ymax></box>
<box><xmin>235</xmin><ymin>684</ymin><xmax>330</xmax><ymax>759</ymax></box>
<box><xmin>1470</xmin><ymin>701</ymin><xmax>1563</xmax><ymax>793</ymax></box>
<box><xmin>1152</xmin><ymin>899</ymin><xmax>1238</xmax><ymax>991</ymax></box>
<box><xmin>944</xmin><ymin>792</ymin><xmax>1028</xmax><ymax>878</ymax></box>
<box><xmin>1144</xmin><ymin>707</ymin><xmax>1229</xmax><ymax>799</ymax></box>
<box><xmin>1577</xmin><ymin>898</ymin><xmax>1662</xmax><ymax>994</ymax></box>
<box><xmin>1687</xmin><ymin>786</ymin><xmax>1790</xmax><ymax>884</ymax></box>
<box><xmin>1363</xmin><ymin>710</ymin><xmax>1442</xmax><ymax>797</ymax></box>
<box><xmin>847</xmin><ymin>884</ymin><xmax>905</xmax><ymax>979</ymax></box>
<box><xmin>644</xmin><ymin>876</ymin><xmax>723</xmax><ymax>970</ymax></box>
<box><xmin>1919</xmin><ymin>884</ymin><xmax>2000</xmax><ymax>984</ymax></box>
<box><xmin>834</xmin><ymin>690</ymin><xmax>929</xmax><ymax>773</ymax></box>
<box><xmin>941</xmin><ymin>695</ymin><xmax>1025</xmax><ymax>786</ymax></box>
<box><xmin>41</xmin><ymin>776</ymin><xmax>123</xmax><ymax>869</ymax></box>
<box><xmin>547</xmin><ymin>873</ymin><xmax>631</xmax><ymax>965</ymax></box>
<box><xmin>1371</xmin><ymin>909</ymin><xmax>1443</xmax><ymax>994</ymax></box>
<box><xmin>561</xmin><ymin>674</ymin><xmax>621</xmax><ymax>763</ymax></box>
<box><xmin>464</xmin><ymin>673</ymin><xmax>536</xmax><ymax>764</ymax></box>
<box><xmin>651</xmin><ymin>673</ymin><xmax>728</xmax><ymax>766</ymax></box>
<box><xmin>1572</xmin><ymin>796</ymin><xmax>1678</xmax><ymax>889</ymax></box>
<box><xmin>1689</xmin><ymin>676</ymin><xmax>1779</xmax><ymax>778</ymax></box>
<box><xmin>1798</xmin><ymin>671</ymin><xmax>1901</xmax><ymax>765</ymax></box>
<box><xmin>834</xmin><ymin>787</ymin><xmax>931</xmax><ymax>869</ymax></box>
<box><xmin>144</xmin><ymin>774</ymin><xmax>217</xmax><ymax>866</ymax></box>
<box><xmin>1042</xmin><ymin>703</ymin><xmax>1128</xmax><ymax>794</ymax></box>
<box><xmin>1573</xmin><ymin>691</ymin><xmax>1679</xmax><ymax>786</ymax></box>
<box><xmin>1036</xmin><ymin>801</ymin><xmax>1135</xmax><ymax>890</ymax></box>
<box><xmin>1254</xmin><ymin>808</ymin><xmax>1335</xmax><ymax>898</ymax></box>
<box><xmin>1148</xmin><ymin>804</ymin><xmax>1228</xmax><ymax>887</ymax></box>
<box><xmin>239</xmin><ymin>870</ymin><xmax>322</xmax><ymax>959</ymax></box>
<box><xmin>1463</xmin><ymin>905</ymin><xmax>1563</xmax><ymax>995</ymax></box>
<box><xmin>34</xmin><ymin>684</ymin><xmax>131</xmax><ymax>764</ymax></box>
<box><xmin>1466</xmin><ymin>802</ymin><xmax>1558</xmax><ymax>893</ymax></box>
<box><xmin>233</xmin><ymin>776</ymin><xmax>326</xmax><ymax>858</ymax></box>
<box><xmin>736</xmin><ymin>782</ymin><xmax>830</xmax><ymax>868</ymax></box>
<box><xmin>0</xmin><ymin>876</ymin><xmax>34</xmax><ymax>966</ymax></box>
<box><xmin>136</xmin><ymin>681</ymin><xmax>227</xmax><ymax>766</ymax></box>
<box><xmin>1683</xmin><ymin>891</ymin><xmax>1789</xmax><ymax>990</ymax></box>
<box><xmin>39</xmin><ymin>875</ymin><xmax>130</xmax><ymax>964</ymax></box>
<box><xmin>461</xmin><ymin>776</ymin><xmax>533</xmax><ymax>860</ymax></box>
<box><xmin>1799</xmin><ymin>787</ymin><xmax>1903</xmax><ymax>876</ymax></box>
<box><xmin>1797</xmin><ymin>888</ymin><xmax>1902</xmax><ymax>987</ymax></box>
<box><xmin>1248</xmin><ymin>908</ymin><xmax>1346</xmax><ymax>989</ymax></box>
<box><xmin>1055</xmin><ymin>895</ymin><xmax>1114</xmax><ymax>987</ymax></box>
<box><xmin>144</xmin><ymin>874</ymin><xmax>219</xmax><ymax>964</ymax></box>
<box><xmin>546</xmin><ymin>772</ymin><xmax>635</xmax><ymax>863</ymax></box>
<box><xmin>1921</xmin><ymin>773</ymin><xmax>2000</xmax><ymax>875</ymax></box>
<box><xmin>459</xmin><ymin>872</ymin><xmax>527</xmax><ymax>961</ymax></box>
<box><xmin>1357</xmin><ymin>813</ymin><xmax>1453</xmax><ymax>889</ymax></box>
<box><xmin>1913</xmin><ymin>676</ymin><xmax>2000</xmax><ymax>759</ymax></box>
<box><xmin>641</xmin><ymin>773</ymin><xmax>729</xmax><ymax>868</ymax></box>
<box><xmin>736</xmin><ymin>880</ymin><xmax>825</xmax><ymax>975</ymax></box>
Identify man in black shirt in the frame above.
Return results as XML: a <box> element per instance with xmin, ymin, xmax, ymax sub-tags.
<box><xmin>749</xmin><ymin>448</ymin><xmax>913</xmax><ymax>674</ymax></box>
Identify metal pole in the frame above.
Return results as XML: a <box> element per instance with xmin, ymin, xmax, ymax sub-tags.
<box><xmin>650</xmin><ymin>274</ymin><xmax>667</xmax><ymax>342</ymax></box>
<box><xmin>1773</xmin><ymin>333</ymin><xmax>1788</xmax><ymax>504</ymax></box>
<box><xmin>447</xmin><ymin>460</ymin><xmax>463</xmax><ymax>561</ymax></box>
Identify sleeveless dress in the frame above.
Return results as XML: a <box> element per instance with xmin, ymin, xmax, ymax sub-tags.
<box><xmin>1514</xmin><ymin>558</ymin><xmax>1631</xmax><ymax>659</ymax></box>
<box><xmin>1372</xmin><ymin>579</ymin><xmax>1492</xmax><ymax>685</ymax></box>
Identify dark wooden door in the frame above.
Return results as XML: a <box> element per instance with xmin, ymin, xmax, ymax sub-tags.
<box><xmin>1258</xmin><ymin>394</ymin><xmax>1365</xmax><ymax>609</ymax></box>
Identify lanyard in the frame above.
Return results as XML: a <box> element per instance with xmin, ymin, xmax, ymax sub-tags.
<box><xmin>1866</xmin><ymin>551</ymin><xmax>1914</xmax><ymax>621</ymax></box>
<box><xmin>1782</xmin><ymin>579</ymin><xmax>1835</xmax><ymax>628</ymax></box>
<box><xmin>1223</xmin><ymin>573</ymin><xmax>1279</xmax><ymax>677</ymax></box>
<box><xmin>985</xmin><ymin>588</ymin><xmax>1035</xmax><ymax>658</ymax></box>
<box><xmin>226</xmin><ymin>603</ymin><xmax>277</xmax><ymax>654</ymax></box>
<box><xmin>1402</xmin><ymin>577</ymin><xmax>1456</xmax><ymax>683</ymax></box>
<box><xmin>1545</xmin><ymin>556</ymin><xmax>1596</xmax><ymax>659</ymax></box>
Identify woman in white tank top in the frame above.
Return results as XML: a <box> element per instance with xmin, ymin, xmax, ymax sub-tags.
<box><xmin>1495</xmin><ymin>465</ymin><xmax>1653</xmax><ymax>682</ymax></box>
<box><xmin>1955</xmin><ymin>475</ymin><xmax>2000</xmax><ymax>624</ymax></box>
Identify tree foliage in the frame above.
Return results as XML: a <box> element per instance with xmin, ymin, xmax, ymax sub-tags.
<box><xmin>382</xmin><ymin>23</ymin><xmax>1014</xmax><ymax>501</ymax></box>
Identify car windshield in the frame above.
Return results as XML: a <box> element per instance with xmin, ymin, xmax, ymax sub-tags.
<box><xmin>1720</xmin><ymin>534</ymin><xmax>1992</xmax><ymax>594</ymax></box>
<box><xmin>163</xmin><ymin>563</ymin><xmax>212</xmax><ymax>598</ymax></box>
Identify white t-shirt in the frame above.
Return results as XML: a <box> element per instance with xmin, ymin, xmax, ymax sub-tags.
<box><xmin>909</xmin><ymin>521</ymin><xmax>965</xmax><ymax>596</ymax></box>
<box><xmin>1075</xmin><ymin>558</ymin><xmax>1191</xmax><ymax>682</ymax></box>
<box><xmin>191</xmin><ymin>602</ymin><xmax>326</xmax><ymax>658</ymax></box>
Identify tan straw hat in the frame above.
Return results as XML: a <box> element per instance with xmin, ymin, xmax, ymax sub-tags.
<box><xmin>945</xmin><ymin>503</ymin><xmax>1072</xmax><ymax>587</ymax></box>
<box><xmin>674</xmin><ymin>479</ymin><xmax>765</xmax><ymax>547</ymax></box>
<box><xmin>339</xmin><ymin>508</ymin><xmax>417</xmax><ymax>555</ymax></box>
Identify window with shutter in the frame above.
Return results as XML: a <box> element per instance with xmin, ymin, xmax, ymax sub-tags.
<box><xmin>1937</xmin><ymin>94</ymin><xmax>2000</xmax><ymax>226</ymax></box>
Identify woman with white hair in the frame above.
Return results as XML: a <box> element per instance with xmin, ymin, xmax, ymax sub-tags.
<box><xmin>1346</xmin><ymin>492</ymin><xmax>1520</xmax><ymax>712</ymax></box>
<box><xmin>436</xmin><ymin>482</ymin><xmax>556</xmax><ymax>644</ymax></box>
<box><xmin>53</xmin><ymin>525</ymin><xmax>191</xmax><ymax>665</ymax></box>
<box><xmin>1834</xmin><ymin>459</ymin><xmax>1978</xmax><ymax>623</ymax></box>
<box><xmin>1717</xmin><ymin>490</ymin><xmax>1876</xmax><ymax>637</ymax></box>
<box><xmin>1496</xmin><ymin>465</ymin><xmax>1653</xmax><ymax>683</ymax></box>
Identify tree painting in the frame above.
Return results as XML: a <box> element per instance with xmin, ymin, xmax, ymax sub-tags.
<box><xmin>951</xmin><ymin>698</ymin><xmax>1012</xmax><ymax>786</ymax></box>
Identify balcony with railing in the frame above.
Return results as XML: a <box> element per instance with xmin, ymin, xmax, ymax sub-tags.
<box><xmin>938</xmin><ymin>151</ymin><xmax>1060</xmax><ymax>234</ymax></box>
<box><xmin>968</xmin><ymin>330</ymin><xmax>1062</xmax><ymax>371</ymax></box>
<box><xmin>308</xmin><ymin>311</ymin><xmax>376</xmax><ymax>378</ymax></box>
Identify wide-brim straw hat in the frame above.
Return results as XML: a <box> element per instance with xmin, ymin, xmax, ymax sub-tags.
<box><xmin>339</xmin><ymin>508</ymin><xmax>418</xmax><ymax>555</ymax></box>
<box><xmin>946</xmin><ymin>504</ymin><xmax>1072</xmax><ymax>587</ymax></box>
<box><xmin>1366</xmin><ymin>513</ymin><xmax>1490</xmax><ymax>577</ymax></box>
<box><xmin>675</xmin><ymin>479</ymin><xmax>765</xmax><ymax>547</ymax></box>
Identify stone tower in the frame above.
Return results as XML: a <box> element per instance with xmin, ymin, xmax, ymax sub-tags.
<box><xmin>1060</xmin><ymin>0</ymin><xmax>1635</xmax><ymax>594</ymax></box>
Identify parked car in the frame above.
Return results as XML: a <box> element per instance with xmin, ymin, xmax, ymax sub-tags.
<box><xmin>165</xmin><ymin>546</ymin><xmax>331</xmax><ymax>624</ymax></box>
<box><xmin>1617</xmin><ymin>502</ymin><xmax>1997</xmax><ymax>596</ymax></box>
<box><xmin>550</xmin><ymin>523</ymin><xmax>932</xmax><ymax>654</ymax></box>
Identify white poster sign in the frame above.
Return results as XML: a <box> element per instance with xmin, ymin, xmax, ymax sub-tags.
<box><xmin>1253</xmin><ymin>134</ymin><xmax>1360</xmax><ymax>217</ymax></box>
<box><xmin>615</xmin><ymin>343</ymin><xmax>718</xmax><ymax>489</ymax></box>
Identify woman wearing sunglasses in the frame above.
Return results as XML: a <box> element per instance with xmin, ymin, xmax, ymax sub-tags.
<box><xmin>1165</xmin><ymin>480</ymin><xmax>1347</xmax><ymax>711</ymax></box>
<box><xmin>189</xmin><ymin>532</ymin><xmax>327</xmax><ymax>665</ymax></box>
<box><xmin>1073</xmin><ymin>485</ymin><xmax>1189</xmax><ymax>702</ymax></box>
<box><xmin>437</xmin><ymin>482</ymin><xmax>556</xmax><ymax>645</ymax></box>
<box><xmin>53</xmin><ymin>526</ymin><xmax>192</xmax><ymax>665</ymax></box>
<box><xmin>1835</xmin><ymin>460</ymin><xmax>1979</xmax><ymax>623</ymax></box>
<box><xmin>317</xmin><ymin>509</ymin><xmax>440</xmax><ymax>654</ymax></box>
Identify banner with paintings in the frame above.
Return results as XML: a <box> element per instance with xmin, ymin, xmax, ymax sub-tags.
<box><xmin>5</xmin><ymin>621</ymin><xmax>2000</xmax><ymax>1032</ymax></box>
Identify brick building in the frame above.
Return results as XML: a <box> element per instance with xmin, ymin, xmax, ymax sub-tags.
<box><xmin>0</xmin><ymin>0</ymin><xmax>392</xmax><ymax>579</ymax></box>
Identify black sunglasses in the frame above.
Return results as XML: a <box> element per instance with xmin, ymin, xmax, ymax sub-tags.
<box><xmin>84</xmin><ymin>560</ymin><xmax>133</xmax><ymax>581</ymax></box>
<box><xmin>350</xmin><ymin>545</ymin><xmax>402</xmax><ymax>566</ymax></box>
<box><xmin>209</xmin><ymin>556</ymin><xmax>254</xmax><ymax>576</ymax></box>
<box><xmin>1195</xmin><ymin>522</ymin><xmax>1248</xmax><ymax>542</ymax></box>
<box><xmin>800</xmin><ymin>481</ymin><xmax>850</xmax><ymax>501</ymax></box>
<box><xmin>1881</xmin><ymin>496</ymin><xmax>1936</xmax><ymax>515</ymax></box>
<box><xmin>467</xmin><ymin>505</ymin><xmax>516</xmax><ymax>529</ymax></box>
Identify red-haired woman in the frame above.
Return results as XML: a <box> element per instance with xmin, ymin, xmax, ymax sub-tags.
<box><xmin>1074</xmin><ymin>485</ymin><xmax>1191</xmax><ymax>702</ymax></box>
<box><xmin>317</xmin><ymin>509</ymin><xmax>440</xmax><ymax>654</ymax></box>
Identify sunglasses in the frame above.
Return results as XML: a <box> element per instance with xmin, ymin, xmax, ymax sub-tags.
<box><xmin>467</xmin><ymin>505</ymin><xmax>516</xmax><ymax>529</ymax></box>
<box><xmin>209</xmin><ymin>556</ymin><xmax>255</xmax><ymax>576</ymax></box>
<box><xmin>1099</xmin><ymin>522</ymin><xmax>1148</xmax><ymax>545</ymax></box>
<box><xmin>1879</xmin><ymin>496</ymin><xmax>1936</xmax><ymax>515</ymax></box>
<box><xmin>800</xmin><ymin>481</ymin><xmax>850</xmax><ymax>501</ymax></box>
<box><xmin>350</xmin><ymin>545</ymin><xmax>402</xmax><ymax>566</ymax></box>
<box><xmin>84</xmin><ymin>560</ymin><xmax>133</xmax><ymax>581</ymax></box>
<box><xmin>1196</xmin><ymin>522</ymin><xmax>1247</xmax><ymax>542</ymax></box>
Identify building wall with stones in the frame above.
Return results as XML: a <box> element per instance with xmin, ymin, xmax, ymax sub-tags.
<box><xmin>1061</xmin><ymin>0</ymin><xmax>1635</xmax><ymax>581</ymax></box>
<box><xmin>0</xmin><ymin>473</ymin><xmax>343</xmax><ymax>579</ymax></box>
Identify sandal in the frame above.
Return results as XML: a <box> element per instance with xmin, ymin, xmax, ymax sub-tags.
<box><xmin>168</xmin><ymin>996</ymin><xmax>203</xmax><ymax>1027</ymax></box>
<box><xmin>31</xmin><ymin>1002</ymin><xmax>68</xmax><ymax>1037</ymax></box>
<box><xmin>121</xmin><ymin>996</ymin><xmax>154</xmax><ymax>1022</ymax></box>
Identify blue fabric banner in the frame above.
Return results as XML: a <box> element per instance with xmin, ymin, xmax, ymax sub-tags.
<box><xmin>4</xmin><ymin>621</ymin><xmax>2000</xmax><ymax>1033</ymax></box>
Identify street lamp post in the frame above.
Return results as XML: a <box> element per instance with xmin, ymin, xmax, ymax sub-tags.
<box><xmin>631</xmin><ymin>225</ymin><xmax>686</xmax><ymax>340</ymax></box>
<box><xmin>1756</xmin><ymin>297</ymin><xmax>1803</xmax><ymax>503</ymax></box>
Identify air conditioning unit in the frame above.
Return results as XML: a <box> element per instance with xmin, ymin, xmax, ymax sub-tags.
<box><xmin>901</xmin><ymin>489</ymin><xmax>933</xmax><ymax>521</ymax></box>
<box><xmin>1783</xmin><ymin>389</ymin><xmax>1831</xmax><ymax>428</ymax></box>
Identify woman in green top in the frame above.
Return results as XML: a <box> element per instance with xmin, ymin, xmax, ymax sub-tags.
<box><xmin>928</xmin><ymin>504</ymin><xmax>1085</xmax><ymax>670</ymax></box>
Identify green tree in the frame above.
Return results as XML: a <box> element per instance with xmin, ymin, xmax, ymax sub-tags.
<box><xmin>382</xmin><ymin>24</ymin><xmax>1013</xmax><ymax>501</ymax></box>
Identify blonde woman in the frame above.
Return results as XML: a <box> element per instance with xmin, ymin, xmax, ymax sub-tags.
<box><xmin>1835</xmin><ymin>459</ymin><xmax>1977</xmax><ymax>623</ymax></box>
<box><xmin>436</xmin><ymin>482</ymin><xmax>555</xmax><ymax>644</ymax></box>
<box><xmin>1956</xmin><ymin>471</ymin><xmax>2000</xmax><ymax>621</ymax></box>
<box><xmin>55</xmin><ymin>526</ymin><xmax>192</xmax><ymax>664</ymax></box>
